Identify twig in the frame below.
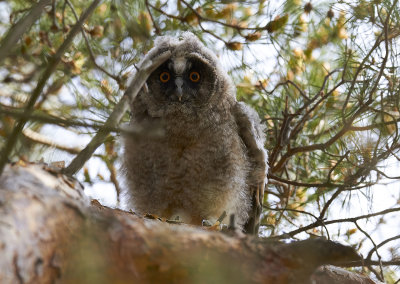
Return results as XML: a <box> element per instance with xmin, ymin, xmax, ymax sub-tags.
<box><xmin>327</xmin><ymin>151</ymin><xmax>349</xmax><ymax>183</ymax></box>
<box><xmin>271</xmin><ymin>197</ymin><xmax>400</xmax><ymax>239</ymax></box>
<box><xmin>314</xmin><ymin>1</ymin><xmax>398</xmax><ymax>220</ymax></box>
<box><xmin>63</xmin><ymin>50</ymin><xmax>172</xmax><ymax>176</ymax></box>
<box><xmin>0</xmin><ymin>0</ymin><xmax>51</xmax><ymax>63</ymax></box>
<box><xmin>0</xmin><ymin>0</ymin><xmax>102</xmax><ymax>176</ymax></box>
<box><xmin>340</xmin><ymin>0</ymin><xmax>396</xmax><ymax>125</ymax></box>
<box><xmin>22</xmin><ymin>128</ymin><xmax>83</xmax><ymax>155</ymax></box>
<box><xmin>272</xmin><ymin>96</ymin><xmax>385</xmax><ymax>172</ymax></box>
<box><xmin>289</xmin><ymin>76</ymin><xmax>346</xmax><ymax>141</ymax></box>
<box><xmin>103</xmin><ymin>156</ymin><xmax>122</xmax><ymax>206</ymax></box>
<box><xmin>180</xmin><ymin>0</ymin><xmax>260</xmax><ymax>31</ymax></box>
<box><xmin>265</xmin><ymin>80</ymin><xmax>310</xmax><ymax>101</ymax></box>
<box><xmin>265</xmin><ymin>206</ymin><xmax>320</xmax><ymax>221</ymax></box>
<box><xmin>268</xmin><ymin>173</ymin><xmax>335</xmax><ymax>188</ymax></box>
<box><xmin>354</xmin><ymin>221</ymin><xmax>384</xmax><ymax>281</ymax></box>
<box><xmin>0</xmin><ymin>106</ymin><xmax>126</xmax><ymax>133</ymax></box>
<box><xmin>146</xmin><ymin>2</ymin><xmax>184</xmax><ymax>21</ymax></box>
<box><xmin>366</xmin><ymin>235</ymin><xmax>400</xmax><ymax>261</ymax></box>
<box><xmin>340</xmin><ymin>35</ymin><xmax>383</xmax><ymax>123</ymax></box>
<box><xmin>51</xmin><ymin>0</ymin><xmax>58</xmax><ymax>30</ymax></box>
<box><xmin>265</xmin><ymin>206</ymin><xmax>330</xmax><ymax>238</ymax></box>
<box><xmin>310</xmin><ymin>117</ymin><xmax>400</xmax><ymax>139</ymax></box>
<box><xmin>340</xmin><ymin>259</ymin><xmax>400</xmax><ymax>267</ymax></box>
<box><xmin>268</xmin><ymin>96</ymin><xmax>299</xmax><ymax>167</ymax></box>
<box><xmin>65</xmin><ymin>0</ymin><xmax>120</xmax><ymax>83</ymax></box>
<box><xmin>374</xmin><ymin>168</ymin><xmax>400</xmax><ymax>180</ymax></box>
<box><xmin>318</xmin><ymin>150</ymin><xmax>388</xmax><ymax>220</ymax></box>
<box><xmin>145</xmin><ymin>0</ymin><xmax>161</xmax><ymax>35</ymax></box>
<box><xmin>0</xmin><ymin>103</ymin><xmax>164</xmax><ymax>141</ymax></box>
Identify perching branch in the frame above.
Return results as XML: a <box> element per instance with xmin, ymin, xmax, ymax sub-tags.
<box><xmin>0</xmin><ymin>163</ymin><xmax>369</xmax><ymax>284</ymax></box>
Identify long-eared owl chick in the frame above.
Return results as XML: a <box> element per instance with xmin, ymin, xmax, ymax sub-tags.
<box><xmin>123</xmin><ymin>32</ymin><xmax>268</xmax><ymax>234</ymax></box>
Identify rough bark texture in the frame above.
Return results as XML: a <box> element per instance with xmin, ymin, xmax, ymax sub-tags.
<box><xmin>0</xmin><ymin>163</ymin><xmax>378</xmax><ymax>283</ymax></box>
<box><xmin>311</xmin><ymin>265</ymin><xmax>383</xmax><ymax>284</ymax></box>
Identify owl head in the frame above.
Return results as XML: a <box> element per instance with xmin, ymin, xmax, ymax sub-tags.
<box><xmin>140</xmin><ymin>32</ymin><xmax>235</xmax><ymax>112</ymax></box>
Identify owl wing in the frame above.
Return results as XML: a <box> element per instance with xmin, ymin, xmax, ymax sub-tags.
<box><xmin>233</xmin><ymin>102</ymin><xmax>268</xmax><ymax>235</ymax></box>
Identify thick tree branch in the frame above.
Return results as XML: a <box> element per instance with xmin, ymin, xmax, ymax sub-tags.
<box><xmin>0</xmin><ymin>163</ymin><xmax>375</xmax><ymax>284</ymax></box>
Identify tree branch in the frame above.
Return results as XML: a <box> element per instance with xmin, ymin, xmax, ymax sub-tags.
<box><xmin>273</xmin><ymin>206</ymin><xmax>400</xmax><ymax>239</ymax></box>
<box><xmin>63</xmin><ymin>50</ymin><xmax>172</xmax><ymax>176</ymax></box>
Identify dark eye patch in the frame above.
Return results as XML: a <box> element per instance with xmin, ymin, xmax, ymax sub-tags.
<box><xmin>189</xmin><ymin>71</ymin><xmax>200</xmax><ymax>82</ymax></box>
<box><xmin>187</xmin><ymin>58</ymin><xmax>209</xmax><ymax>73</ymax></box>
<box><xmin>149</xmin><ymin>60</ymin><xmax>174</xmax><ymax>84</ymax></box>
<box><xmin>186</xmin><ymin>58</ymin><xmax>215</xmax><ymax>85</ymax></box>
<box><xmin>160</xmin><ymin>71</ymin><xmax>171</xmax><ymax>83</ymax></box>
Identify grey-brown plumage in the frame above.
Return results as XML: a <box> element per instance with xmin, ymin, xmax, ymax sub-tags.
<box><xmin>123</xmin><ymin>32</ymin><xmax>268</xmax><ymax>234</ymax></box>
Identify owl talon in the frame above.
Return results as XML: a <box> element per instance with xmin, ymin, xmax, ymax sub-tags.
<box><xmin>202</xmin><ymin>219</ymin><xmax>213</xmax><ymax>227</ymax></box>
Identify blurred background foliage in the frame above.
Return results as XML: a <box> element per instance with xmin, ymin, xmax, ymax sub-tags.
<box><xmin>0</xmin><ymin>0</ymin><xmax>399</xmax><ymax>282</ymax></box>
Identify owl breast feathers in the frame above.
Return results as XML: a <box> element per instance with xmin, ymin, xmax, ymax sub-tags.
<box><xmin>123</xmin><ymin>32</ymin><xmax>268</xmax><ymax>234</ymax></box>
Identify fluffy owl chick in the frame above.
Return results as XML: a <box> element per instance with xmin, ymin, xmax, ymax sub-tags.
<box><xmin>123</xmin><ymin>32</ymin><xmax>268</xmax><ymax>234</ymax></box>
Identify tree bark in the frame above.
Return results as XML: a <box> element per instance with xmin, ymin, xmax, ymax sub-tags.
<box><xmin>0</xmin><ymin>163</ymin><xmax>378</xmax><ymax>283</ymax></box>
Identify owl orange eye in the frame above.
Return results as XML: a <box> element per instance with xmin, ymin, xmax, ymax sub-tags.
<box><xmin>160</xmin><ymin>72</ymin><xmax>170</xmax><ymax>83</ymax></box>
<box><xmin>189</xmin><ymin>71</ymin><xmax>200</xmax><ymax>82</ymax></box>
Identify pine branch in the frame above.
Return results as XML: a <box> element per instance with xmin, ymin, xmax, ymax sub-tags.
<box><xmin>0</xmin><ymin>0</ymin><xmax>51</xmax><ymax>63</ymax></box>
<box><xmin>271</xmin><ymin>206</ymin><xmax>400</xmax><ymax>240</ymax></box>
<box><xmin>63</xmin><ymin>50</ymin><xmax>172</xmax><ymax>176</ymax></box>
<box><xmin>0</xmin><ymin>0</ymin><xmax>102</xmax><ymax>176</ymax></box>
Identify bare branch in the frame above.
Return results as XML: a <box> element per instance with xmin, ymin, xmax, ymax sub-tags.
<box><xmin>265</xmin><ymin>80</ymin><xmax>310</xmax><ymax>101</ymax></box>
<box><xmin>341</xmin><ymin>259</ymin><xmax>400</xmax><ymax>267</ymax></box>
<box><xmin>354</xmin><ymin>221</ymin><xmax>384</xmax><ymax>281</ymax></box>
<box><xmin>273</xmin><ymin>206</ymin><xmax>400</xmax><ymax>240</ymax></box>
<box><xmin>366</xmin><ymin>235</ymin><xmax>400</xmax><ymax>262</ymax></box>
<box><xmin>145</xmin><ymin>0</ymin><xmax>161</xmax><ymax>35</ymax></box>
<box><xmin>268</xmin><ymin>173</ymin><xmax>335</xmax><ymax>188</ymax></box>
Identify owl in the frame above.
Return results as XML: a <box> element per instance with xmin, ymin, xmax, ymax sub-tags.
<box><xmin>123</xmin><ymin>32</ymin><xmax>268</xmax><ymax>234</ymax></box>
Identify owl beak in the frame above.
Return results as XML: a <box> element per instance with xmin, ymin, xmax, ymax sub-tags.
<box><xmin>175</xmin><ymin>77</ymin><xmax>184</xmax><ymax>101</ymax></box>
